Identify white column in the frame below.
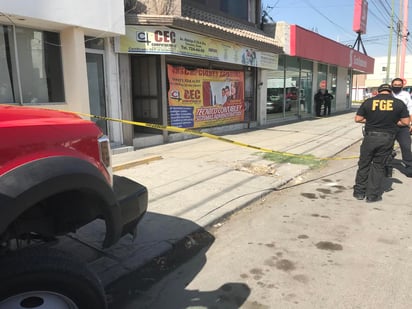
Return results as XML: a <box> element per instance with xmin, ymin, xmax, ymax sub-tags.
<box><xmin>105</xmin><ymin>37</ymin><xmax>123</xmax><ymax>145</ymax></box>
<box><xmin>60</xmin><ymin>27</ymin><xmax>89</xmax><ymax>114</ymax></box>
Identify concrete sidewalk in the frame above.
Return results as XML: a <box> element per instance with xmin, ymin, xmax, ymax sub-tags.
<box><xmin>113</xmin><ymin>111</ymin><xmax>362</xmax><ymax>226</ymax></box>
<box><xmin>57</xmin><ymin>111</ymin><xmax>364</xmax><ymax>290</ymax></box>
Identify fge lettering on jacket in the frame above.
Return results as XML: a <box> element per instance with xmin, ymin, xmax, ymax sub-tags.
<box><xmin>372</xmin><ymin>99</ymin><xmax>393</xmax><ymax>111</ymax></box>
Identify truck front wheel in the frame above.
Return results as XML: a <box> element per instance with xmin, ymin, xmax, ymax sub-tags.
<box><xmin>0</xmin><ymin>247</ymin><xmax>107</xmax><ymax>309</ymax></box>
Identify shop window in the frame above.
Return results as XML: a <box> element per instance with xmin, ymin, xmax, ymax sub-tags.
<box><xmin>346</xmin><ymin>72</ymin><xmax>352</xmax><ymax>107</ymax></box>
<box><xmin>166</xmin><ymin>63</ymin><xmax>247</xmax><ymax>128</ymax></box>
<box><xmin>86</xmin><ymin>53</ymin><xmax>107</xmax><ymax>135</ymax></box>
<box><xmin>187</xmin><ymin>0</ymin><xmax>250</xmax><ymax>22</ymax></box>
<box><xmin>266</xmin><ymin>55</ymin><xmax>285</xmax><ymax>118</ymax></box>
<box><xmin>0</xmin><ymin>25</ymin><xmax>64</xmax><ymax>104</ymax></box>
<box><xmin>131</xmin><ymin>55</ymin><xmax>162</xmax><ymax>134</ymax></box>
<box><xmin>0</xmin><ymin>26</ymin><xmax>14</xmax><ymax>103</ymax></box>
<box><xmin>329</xmin><ymin>65</ymin><xmax>337</xmax><ymax>110</ymax></box>
<box><xmin>85</xmin><ymin>36</ymin><xmax>104</xmax><ymax>50</ymax></box>
<box><xmin>317</xmin><ymin>63</ymin><xmax>328</xmax><ymax>91</ymax></box>
<box><xmin>244</xmin><ymin>67</ymin><xmax>256</xmax><ymax>122</ymax></box>
<box><xmin>210</xmin><ymin>62</ymin><xmax>255</xmax><ymax>122</ymax></box>
<box><xmin>220</xmin><ymin>0</ymin><xmax>248</xmax><ymax>20</ymax></box>
<box><xmin>284</xmin><ymin>57</ymin><xmax>299</xmax><ymax>115</ymax></box>
<box><xmin>267</xmin><ymin>57</ymin><xmax>314</xmax><ymax>118</ymax></box>
<box><xmin>300</xmin><ymin>60</ymin><xmax>313</xmax><ymax>114</ymax></box>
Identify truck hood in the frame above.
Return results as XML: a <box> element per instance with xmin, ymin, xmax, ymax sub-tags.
<box><xmin>0</xmin><ymin>105</ymin><xmax>82</xmax><ymax>123</ymax></box>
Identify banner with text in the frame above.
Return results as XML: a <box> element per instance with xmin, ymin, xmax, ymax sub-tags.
<box><xmin>116</xmin><ymin>26</ymin><xmax>278</xmax><ymax>70</ymax></box>
<box><xmin>167</xmin><ymin>65</ymin><xmax>244</xmax><ymax>128</ymax></box>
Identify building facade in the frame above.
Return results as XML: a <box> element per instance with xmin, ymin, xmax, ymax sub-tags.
<box><xmin>117</xmin><ymin>0</ymin><xmax>284</xmax><ymax>148</ymax></box>
<box><xmin>117</xmin><ymin>0</ymin><xmax>374</xmax><ymax>148</ymax></box>
<box><xmin>0</xmin><ymin>0</ymin><xmax>126</xmax><ymax>145</ymax></box>
<box><xmin>264</xmin><ymin>22</ymin><xmax>374</xmax><ymax>123</ymax></box>
<box><xmin>353</xmin><ymin>55</ymin><xmax>412</xmax><ymax>100</ymax></box>
<box><xmin>0</xmin><ymin>0</ymin><xmax>375</xmax><ymax>150</ymax></box>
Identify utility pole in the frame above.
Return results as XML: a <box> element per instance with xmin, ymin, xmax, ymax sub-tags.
<box><xmin>395</xmin><ymin>0</ymin><xmax>403</xmax><ymax>77</ymax></box>
<box><xmin>386</xmin><ymin>0</ymin><xmax>395</xmax><ymax>83</ymax></box>
<box><xmin>400</xmin><ymin>0</ymin><xmax>409</xmax><ymax>79</ymax></box>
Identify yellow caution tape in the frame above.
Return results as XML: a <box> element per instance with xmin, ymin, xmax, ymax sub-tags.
<box><xmin>64</xmin><ymin>110</ymin><xmax>359</xmax><ymax>161</ymax></box>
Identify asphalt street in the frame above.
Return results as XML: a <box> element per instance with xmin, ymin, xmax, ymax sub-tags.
<box><xmin>53</xmin><ymin>110</ymin><xmax>402</xmax><ymax>307</ymax></box>
<box><xmin>114</xmin><ymin>140</ymin><xmax>412</xmax><ymax>309</ymax></box>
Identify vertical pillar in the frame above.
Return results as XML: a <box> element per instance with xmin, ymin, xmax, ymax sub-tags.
<box><xmin>386</xmin><ymin>0</ymin><xmax>395</xmax><ymax>82</ymax></box>
<box><xmin>60</xmin><ymin>27</ymin><xmax>89</xmax><ymax>114</ymax></box>
<box><xmin>400</xmin><ymin>0</ymin><xmax>408</xmax><ymax>78</ymax></box>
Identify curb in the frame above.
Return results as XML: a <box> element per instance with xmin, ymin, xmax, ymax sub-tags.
<box><xmin>113</xmin><ymin>155</ymin><xmax>163</xmax><ymax>172</ymax></box>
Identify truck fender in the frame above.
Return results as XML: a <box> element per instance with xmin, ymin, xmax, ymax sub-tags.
<box><xmin>0</xmin><ymin>156</ymin><xmax>122</xmax><ymax>244</ymax></box>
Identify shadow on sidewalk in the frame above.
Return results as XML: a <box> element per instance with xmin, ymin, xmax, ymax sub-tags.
<box><xmin>105</xmin><ymin>212</ymin><xmax>250</xmax><ymax>308</ymax></box>
<box><xmin>53</xmin><ymin>212</ymin><xmax>250</xmax><ymax>308</ymax></box>
<box><xmin>392</xmin><ymin>159</ymin><xmax>412</xmax><ymax>178</ymax></box>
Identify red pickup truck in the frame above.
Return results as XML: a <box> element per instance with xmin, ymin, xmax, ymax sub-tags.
<box><xmin>0</xmin><ymin>105</ymin><xmax>148</xmax><ymax>308</ymax></box>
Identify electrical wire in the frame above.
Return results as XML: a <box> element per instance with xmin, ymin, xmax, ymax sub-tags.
<box><xmin>267</xmin><ymin>0</ymin><xmax>407</xmax><ymax>54</ymax></box>
<box><xmin>301</xmin><ymin>0</ymin><xmax>354</xmax><ymax>37</ymax></box>
<box><xmin>368</xmin><ymin>0</ymin><xmax>412</xmax><ymax>55</ymax></box>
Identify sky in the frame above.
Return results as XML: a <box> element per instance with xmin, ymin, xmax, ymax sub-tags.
<box><xmin>262</xmin><ymin>0</ymin><xmax>411</xmax><ymax>58</ymax></box>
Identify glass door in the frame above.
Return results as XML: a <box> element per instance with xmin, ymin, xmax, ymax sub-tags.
<box><xmin>86</xmin><ymin>52</ymin><xmax>107</xmax><ymax>134</ymax></box>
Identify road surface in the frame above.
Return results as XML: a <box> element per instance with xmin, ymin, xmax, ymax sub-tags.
<box><xmin>110</xmin><ymin>141</ymin><xmax>412</xmax><ymax>309</ymax></box>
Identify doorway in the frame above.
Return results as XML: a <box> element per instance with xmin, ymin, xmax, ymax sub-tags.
<box><xmin>131</xmin><ymin>55</ymin><xmax>163</xmax><ymax>135</ymax></box>
<box><xmin>86</xmin><ymin>52</ymin><xmax>107</xmax><ymax>134</ymax></box>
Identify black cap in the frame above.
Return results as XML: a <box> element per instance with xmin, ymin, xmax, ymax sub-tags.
<box><xmin>378</xmin><ymin>84</ymin><xmax>392</xmax><ymax>93</ymax></box>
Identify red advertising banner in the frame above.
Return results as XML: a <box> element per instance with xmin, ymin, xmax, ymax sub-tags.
<box><xmin>167</xmin><ymin>65</ymin><xmax>244</xmax><ymax>128</ymax></box>
<box><xmin>353</xmin><ymin>0</ymin><xmax>368</xmax><ymax>34</ymax></box>
<box><xmin>290</xmin><ymin>25</ymin><xmax>374</xmax><ymax>73</ymax></box>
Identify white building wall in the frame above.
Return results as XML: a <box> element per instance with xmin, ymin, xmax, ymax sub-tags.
<box><xmin>0</xmin><ymin>0</ymin><xmax>125</xmax><ymax>35</ymax></box>
<box><xmin>336</xmin><ymin>67</ymin><xmax>349</xmax><ymax>110</ymax></box>
<box><xmin>0</xmin><ymin>0</ymin><xmax>126</xmax><ymax>145</ymax></box>
<box><xmin>352</xmin><ymin>74</ymin><xmax>367</xmax><ymax>101</ymax></box>
<box><xmin>118</xmin><ymin>54</ymin><xmax>133</xmax><ymax>146</ymax></box>
<box><xmin>274</xmin><ymin>22</ymin><xmax>290</xmax><ymax>54</ymax></box>
<box><xmin>366</xmin><ymin>55</ymin><xmax>412</xmax><ymax>87</ymax></box>
<box><xmin>59</xmin><ymin>27</ymin><xmax>89</xmax><ymax>113</ymax></box>
<box><xmin>259</xmin><ymin>69</ymin><xmax>268</xmax><ymax>125</ymax></box>
<box><xmin>104</xmin><ymin>38</ymin><xmax>123</xmax><ymax>146</ymax></box>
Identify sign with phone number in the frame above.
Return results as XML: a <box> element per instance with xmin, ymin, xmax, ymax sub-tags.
<box><xmin>115</xmin><ymin>26</ymin><xmax>279</xmax><ymax>70</ymax></box>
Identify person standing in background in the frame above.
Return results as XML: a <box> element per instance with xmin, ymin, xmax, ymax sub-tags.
<box><xmin>322</xmin><ymin>89</ymin><xmax>334</xmax><ymax>116</ymax></box>
<box><xmin>391</xmin><ymin>78</ymin><xmax>412</xmax><ymax>169</ymax></box>
<box><xmin>314</xmin><ymin>89</ymin><xmax>325</xmax><ymax>117</ymax></box>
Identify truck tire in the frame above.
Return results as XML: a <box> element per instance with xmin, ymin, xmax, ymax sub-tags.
<box><xmin>0</xmin><ymin>247</ymin><xmax>107</xmax><ymax>309</ymax></box>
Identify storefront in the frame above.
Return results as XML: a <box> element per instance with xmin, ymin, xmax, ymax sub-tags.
<box><xmin>262</xmin><ymin>22</ymin><xmax>375</xmax><ymax>124</ymax></box>
<box><xmin>114</xmin><ymin>19</ymin><xmax>374</xmax><ymax>148</ymax></box>
<box><xmin>115</xmin><ymin>25</ymin><xmax>282</xmax><ymax>148</ymax></box>
<box><xmin>263</xmin><ymin>56</ymin><xmax>316</xmax><ymax>121</ymax></box>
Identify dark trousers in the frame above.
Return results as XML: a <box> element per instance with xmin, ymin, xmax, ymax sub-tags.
<box><xmin>315</xmin><ymin>102</ymin><xmax>322</xmax><ymax>116</ymax></box>
<box><xmin>323</xmin><ymin>102</ymin><xmax>331</xmax><ymax>115</ymax></box>
<box><xmin>354</xmin><ymin>132</ymin><xmax>394</xmax><ymax>197</ymax></box>
<box><xmin>395</xmin><ymin>126</ymin><xmax>412</xmax><ymax>165</ymax></box>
